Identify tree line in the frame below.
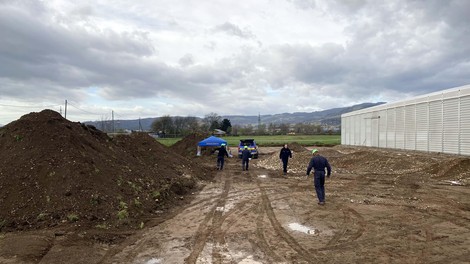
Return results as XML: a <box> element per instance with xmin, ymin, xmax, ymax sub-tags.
<box><xmin>150</xmin><ymin>112</ymin><xmax>337</xmax><ymax>137</ymax></box>
<box><xmin>150</xmin><ymin>112</ymin><xmax>232</xmax><ymax>137</ymax></box>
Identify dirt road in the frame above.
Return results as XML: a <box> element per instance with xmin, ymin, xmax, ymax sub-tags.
<box><xmin>105</xmin><ymin>147</ymin><xmax>470</xmax><ymax>263</ymax></box>
<box><xmin>1</xmin><ymin>146</ymin><xmax>470</xmax><ymax>263</ymax></box>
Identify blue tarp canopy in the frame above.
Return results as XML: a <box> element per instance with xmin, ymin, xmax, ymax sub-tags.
<box><xmin>197</xmin><ymin>136</ymin><xmax>227</xmax><ymax>147</ymax></box>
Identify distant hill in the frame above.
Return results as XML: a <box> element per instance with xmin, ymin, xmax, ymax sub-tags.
<box><xmin>225</xmin><ymin>102</ymin><xmax>385</xmax><ymax>126</ymax></box>
<box><xmin>84</xmin><ymin>102</ymin><xmax>385</xmax><ymax>131</ymax></box>
<box><xmin>84</xmin><ymin>117</ymin><xmax>156</xmax><ymax>132</ymax></box>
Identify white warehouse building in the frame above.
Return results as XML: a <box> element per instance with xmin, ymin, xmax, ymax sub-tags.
<box><xmin>341</xmin><ymin>84</ymin><xmax>470</xmax><ymax>155</ymax></box>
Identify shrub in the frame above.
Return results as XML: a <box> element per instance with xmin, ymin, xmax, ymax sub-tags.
<box><xmin>117</xmin><ymin>209</ymin><xmax>129</xmax><ymax>220</ymax></box>
<box><xmin>67</xmin><ymin>214</ymin><xmax>79</xmax><ymax>222</ymax></box>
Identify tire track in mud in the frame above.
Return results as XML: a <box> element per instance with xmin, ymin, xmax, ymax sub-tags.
<box><xmin>320</xmin><ymin>206</ymin><xmax>365</xmax><ymax>252</ymax></box>
<box><xmin>255</xmin><ymin>198</ymin><xmax>284</xmax><ymax>263</ymax></box>
<box><xmin>211</xmin><ymin>198</ymin><xmax>258</xmax><ymax>263</ymax></box>
<box><xmin>185</xmin><ymin>175</ymin><xmax>232</xmax><ymax>264</ymax></box>
<box><xmin>256</xmin><ymin>179</ymin><xmax>320</xmax><ymax>263</ymax></box>
<box><xmin>211</xmin><ymin>188</ymin><xmax>320</xmax><ymax>263</ymax></box>
<box><xmin>213</xmin><ymin>202</ymin><xmax>262</xmax><ymax>263</ymax></box>
<box><xmin>210</xmin><ymin>168</ymin><xmax>291</xmax><ymax>263</ymax></box>
<box><xmin>419</xmin><ymin>187</ymin><xmax>470</xmax><ymax>231</ymax></box>
<box><xmin>419</xmin><ymin>223</ymin><xmax>434</xmax><ymax>263</ymax></box>
<box><xmin>178</xmin><ymin>184</ymin><xmax>287</xmax><ymax>216</ymax></box>
<box><xmin>272</xmin><ymin>183</ymin><xmax>367</xmax><ymax>254</ymax></box>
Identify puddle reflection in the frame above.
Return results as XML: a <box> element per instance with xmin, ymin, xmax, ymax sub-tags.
<box><xmin>288</xmin><ymin>223</ymin><xmax>318</xmax><ymax>235</ymax></box>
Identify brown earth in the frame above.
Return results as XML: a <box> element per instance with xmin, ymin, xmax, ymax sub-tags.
<box><xmin>1</xmin><ymin>114</ymin><xmax>470</xmax><ymax>263</ymax></box>
<box><xmin>171</xmin><ymin>133</ymin><xmax>208</xmax><ymax>157</ymax></box>
<box><xmin>0</xmin><ymin>110</ymin><xmax>213</xmax><ymax>233</ymax></box>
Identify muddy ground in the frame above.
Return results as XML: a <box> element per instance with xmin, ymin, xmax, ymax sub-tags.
<box><xmin>1</xmin><ymin>146</ymin><xmax>470</xmax><ymax>263</ymax></box>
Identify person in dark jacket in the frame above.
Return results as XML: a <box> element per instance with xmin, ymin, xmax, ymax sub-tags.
<box><xmin>216</xmin><ymin>143</ymin><xmax>229</xmax><ymax>170</ymax></box>
<box><xmin>306</xmin><ymin>149</ymin><xmax>331</xmax><ymax>205</ymax></box>
<box><xmin>279</xmin><ymin>144</ymin><xmax>292</xmax><ymax>175</ymax></box>
<box><xmin>241</xmin><ymin>146</ymin><xmax>252</xmax><ymax>171</ymax></box>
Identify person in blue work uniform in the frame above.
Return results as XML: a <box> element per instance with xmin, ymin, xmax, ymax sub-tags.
<box><xmin>216</xmin><ymin>143</ymin><xmax>229</xmax><ymax>170</ymax></box>
<box><xmin>241</xmin><ymin>146</ymin><xmax>252</xmax><ymax>171</ymax></box>
<box><xmin>279</xmin><ymin>144</ymin><xmax>292</xmax><ymax>175</ymax></box>
<box><xmin>306</xmin><ymin>149</ymin><xmax>332</xmax><ymax>205</ymax></box>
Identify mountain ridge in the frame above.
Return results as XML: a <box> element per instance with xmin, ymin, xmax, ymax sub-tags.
<box><xmin>84</xmin><ymin>102</ymin><xmax>385</xmax><ymax>131</ymax></box>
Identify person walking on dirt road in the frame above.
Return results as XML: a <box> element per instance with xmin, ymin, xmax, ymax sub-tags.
<box><xmin>306</xmin><ymin>149</ymin><xmax>331</xmax><ymax>205</ymax></box>
<box><xmin>279</xmin><ymin>144</ymin><xmax>292</xmax><ymax>175</ymax></box>
<box><xmin>241</xmin><ymin>146</ymin><xmax>252</xmax><ymax>171</ymax></box>
<box><xmin>216</xmin><ymin>143</ymin><xmax>229</xmax><ymax>170</ymax></box>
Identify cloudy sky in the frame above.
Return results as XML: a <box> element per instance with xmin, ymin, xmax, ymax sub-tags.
<box><xmin>1</xmin><ymin>0</ymin><xmax>470</xmax><ymax>125</ymax></box>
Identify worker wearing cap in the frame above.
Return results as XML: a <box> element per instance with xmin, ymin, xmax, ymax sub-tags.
<box><xmin>216</xmin><ymin>143</ymin><xmax>229</xmax><ymax>170</ymax></box>
<box><xmin>241</xmin><ymin>145</ymin><xmax>252</xmax><ymax>171</ymax></box>
<box><xmin>306</xmin><ymin>149</ymin><xmax>331</xmax><ymax>205</ymax></box>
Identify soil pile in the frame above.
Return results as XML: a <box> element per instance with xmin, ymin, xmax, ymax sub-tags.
<box><xmin>287</xmin><ymin>142</ymin><xmax>308</xmax><ymax>153</ymax></box>
<box><xmin>258</xmin><ymin>145</ymin><xmax>470</xmax><ymax>183</ymax></box>
<box><xmin>171</xmin><ymin>133</ymin><xmax>208</xmax><ymax>157</ymax></box>
<box><xmin>0</xmin><ymin>110</ymin><xmax>213</xmax><ymax>231</ymax></box>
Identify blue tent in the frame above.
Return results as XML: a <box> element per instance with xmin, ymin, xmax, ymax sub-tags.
<box><xmin>197</xmin><ymin>136</ymin><xmax>227</xmax><ymax>147</ymax></box>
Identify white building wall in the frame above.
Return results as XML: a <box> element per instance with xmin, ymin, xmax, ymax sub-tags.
<box><xmin>341</xmin><ymin>84</ymin><xmax>470</xmax><ymax>156</ymax></box>
<box><xmin>395</xmin><ymin>106</ymin><xmax>405</xmax><ymax>149</ymax></box>
<box><xmin>460</xmin><ymin>95</ymin><xmax>470</xmax><ymax>154</ymax></box>
<box><xmin>428</xmin><ymin>99</ymin><xmax>443</xmax><ymax>153</ymax></box>
<box><xmin>404</xmin><ymin>104</ymin><xmax>416</xmax><ymax>150</ymax></box>
<box><xmin>415</xmin><ymin>101</ymin><xmax>428</xmax><ymax>152</ymax></box>
<box><xmin>378</xmin><ymin>109</ymin><xmax>387</xmax><ymax>148</ymax></box>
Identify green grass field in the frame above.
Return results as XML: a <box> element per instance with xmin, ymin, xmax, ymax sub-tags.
<box><xmin>156</xmin><ymin>134</ymin><xmax>340</xmax><ymax>147</ymax></box>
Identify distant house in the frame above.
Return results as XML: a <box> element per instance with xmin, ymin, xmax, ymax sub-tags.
<box><xmin>213</xmin><ymin>129</ymin><xmax>226</xmax><ymax>136</ymax></box>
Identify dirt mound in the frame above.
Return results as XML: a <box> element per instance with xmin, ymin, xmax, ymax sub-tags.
<box><xmin>257</xmin><ymin>146</ymin><xmax>317</xmax><ymax>174</ymax></box>
<box><xmin>426</xmin><ymin>157</ymin><xmax>470</xmax><ymax>180</ymax></box>
<box><xmin>287</xmin><ymin>142</ymin><xmax>308</xmax><ymax>153</ymax></box>
<box><xmin>257</xmin><ymin>144</ymin><xmax>470</xmax><ymax>183</ymax></box>
<box><xmin>330</xmin><ymin>148</ymin><xmax>436</xmax><ymax>175</ymax></box>
<box><xmin>171</xmin><ymin>133</ymin><xmax>208</xmax><ymax>157</ymax></box>
<box><xmin>0</xmin><ymin>110</ymin><xmax>213</xmax><ymax>231</ymax></box>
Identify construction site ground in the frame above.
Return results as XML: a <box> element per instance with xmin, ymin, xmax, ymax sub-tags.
<box><xmin>1</xmin><ymin>144</ymin><xmax>470</xmax><ymax>263</ymax></box>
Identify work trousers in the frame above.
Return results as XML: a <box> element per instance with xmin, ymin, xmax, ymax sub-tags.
<box><xmin>217</xmin><ymin>157</ymin><xmax>225</xmax><ymax>170</ymax></box>
<box><xmin>242</xmin><ymin>159</ymin><xmax>249</xmax><ymax>170</ymax></box>
<box><xmin>282</xmin><ymin>159</ymin><xmax>289</xmax><ymax>173</ymax></box>
<box><xmin>313</xmin><ymin>171</ymin><xmax>326</xmax><ymax>202</ymax></box>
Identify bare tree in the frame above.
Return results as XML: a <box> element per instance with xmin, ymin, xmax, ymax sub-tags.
<box><xmin>231</xmin><ymin>124</ymin><xmax>240</xmax><ymax>135</ymax></box>
<box><xmin>184</xmin><ymin>116</ymin><xmax>200</xmax><ymax>134</ymax></box>
<box><xmin>203</xmin><ymin>112</ymin><xmax>222</xmax><ymax>131</ymax></box>
<box><xmin>279</xmin><ymin>123</ymin><xmax>289</xmax><ymax>135</ymax></box>
<box><xmin>174</xmin><ymin>116</ymin><xmax>185</xmax><ymax>135</ymax></box>
<box><xmin>268</xmin><ymin>123</ymin><xmax>275</xmax><ymax>135</ymax></box>
<box><xmin>256</xmin><ymin>123</ymin><xmax>267</xmax><ymax>135</ymax></box>
<box><xmin>151</xmin><ymin>115</ymin><xmax>174</xmax><ymax>136</ymax></box>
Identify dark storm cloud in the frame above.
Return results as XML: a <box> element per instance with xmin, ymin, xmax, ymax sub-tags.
<box><xmin>1</xmin><ymin>0</ymin><xmax>470</xmax><ymax>120</ymax></box>
<box><xmin>0</xmin><ymin>4</ymin><xmax>154</xmax><ymax>92</ymax></box>
<box><xmin>0</xmin><ymin>2</ymin><xmax>237</xmax><ymax>103</ymax></box>
<box><xmin>321</xmin><ymin>0</ymin><xmax>470</xmax><ymax>94</ymax></box>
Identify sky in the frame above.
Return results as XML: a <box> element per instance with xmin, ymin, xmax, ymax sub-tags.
<box><xmin>1</xmin><ymin>0</ymin><xmax>470</xmax><ymax>125</ymax></box>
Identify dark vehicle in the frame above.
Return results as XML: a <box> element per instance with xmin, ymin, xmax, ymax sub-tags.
<box><xmin>238</xmin><ymin>139</ymin><xmax>259</xmax><ymax>159</ymax></box>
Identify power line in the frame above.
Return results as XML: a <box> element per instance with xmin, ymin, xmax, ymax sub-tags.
<box><xmin>66</xmin><ymin>102</ymin><xmax>104</xmax><ymax>116</ymax></box>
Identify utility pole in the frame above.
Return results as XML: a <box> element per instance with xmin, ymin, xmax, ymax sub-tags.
<box><xmin>112</xmin><ymin>110</ymin><xmax>115</xmax><ymax>133</ymax></box>
<box><xmin>139</xmin><ymin>117</ymin><xmax>143</xmax><ymax>132</ymax></box>
<box><xmin>64</xmin><ymin>100</ymin><xmax>68</xmax><ymax>119</ymax></box>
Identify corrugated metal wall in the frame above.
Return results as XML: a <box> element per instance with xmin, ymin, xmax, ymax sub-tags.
<box><xmin>341</xmin><ymin>85</ymin><xmax>470</xmax><ymax>155</ymax></box>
